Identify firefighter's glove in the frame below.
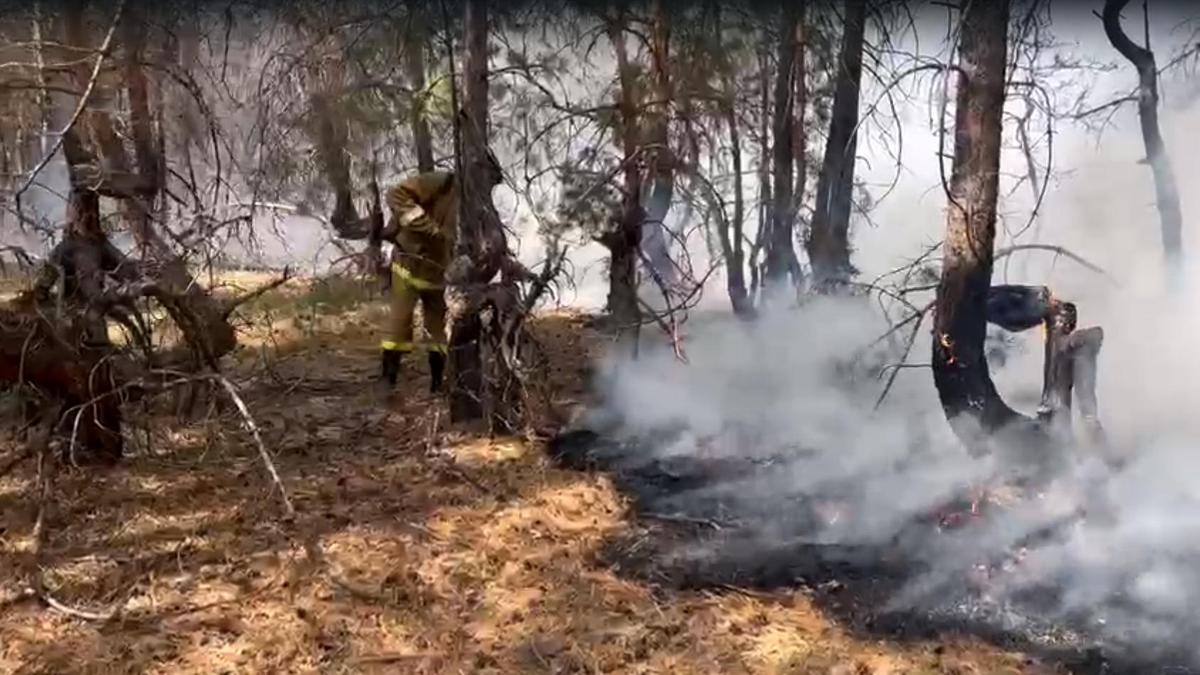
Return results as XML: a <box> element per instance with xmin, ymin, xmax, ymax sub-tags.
<box><xmin>399</xmin><ymin>205</ymin><xmax>436</xmax><ymax>234</ymax></box>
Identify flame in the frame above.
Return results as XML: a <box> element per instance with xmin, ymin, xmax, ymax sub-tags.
<box><xmin>938</xmin><ymin>333</ymin><xmax>957</xmax><ymax>365</ymax></box>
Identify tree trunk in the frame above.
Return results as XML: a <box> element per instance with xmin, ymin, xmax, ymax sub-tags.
<box><xmin>931</xmin><ymin>0</ymin><xmax>1025</xmax><ymax>452</ymax></box>
<box><xmin>55</xmin><ymin>2</ymin><xmax>236</xmax><ymax>368</ymax></box>
<box><xmin>1102</xmin><ymin>0</ymin><xmax>1184</xmax><ymax>284</ymax></box>
<box><xmin>447</xmin><ymin>0</ymin><xmax>492</xmax><ymax>423</ymax></box>
<box><xmin>404</xmin><ymin>23</ymin><xmax>436</xmax><ymax>173</ymax></box>
<box><xmin>310</xmin><ymin>54</ymin><xmax>361</xmax><ymax>237</ymax></box>
<box><xmin>714</xmin><ymin>4</ymin><xmax>752</xmax><ymax>317</ymax></box>
<box><xmin>791</xmin><ymin>7</ymin><xmax>808</xmax><ymax>262</ymax></box>
<box><xmin>1038</xmin><ymin>301</ymin><xmax>1078</xmax><ymax>441</ymax></box>
<box><xmin>806</xmin><ymin>0</ymin><xmax>865</xmax><ymax>291</ymax></box>
<box><xmin>764</xmin><ymin>0</ymin><xmax>803</xmax><ymax>296</ymax></box>
<box><xmin>119</xmin><ymin>9</ymin><xmax>236</xmax><ymax>368</ymax></box>
<box><xmin>751</xmin><ymin>41</ymin><xmax>772</xmax><ymax>301</ymax></box>
<box><xmin>605</xmin><ymin>8</ymin><xmax>643</xmax><ymax>351</ymax></box>
<box><xmin>640</xmin><ymin>0</ymin><xmax>677</xmax><ymax>296</ymax></box>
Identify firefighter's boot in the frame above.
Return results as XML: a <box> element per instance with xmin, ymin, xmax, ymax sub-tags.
<box><xmin>380</xmin><ymin>350</ymin><xmax>402</xmax><ymax>389</ymax></box>
<box><xmin>428</xmin><ymin>351</ymin><xmax>446</xmax><ymax>393</ymax></box>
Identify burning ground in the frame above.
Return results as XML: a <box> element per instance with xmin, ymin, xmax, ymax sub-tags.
<box><xmin>551</xmin><ymin>295</ymin><xmax>1200</xmax><ymax>674</ymax></box>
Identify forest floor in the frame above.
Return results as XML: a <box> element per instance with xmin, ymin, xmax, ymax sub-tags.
<box><xmin>0</xmin><ymin>273</ymin><xmax>1055</xmax><ymax>674</ymax></box>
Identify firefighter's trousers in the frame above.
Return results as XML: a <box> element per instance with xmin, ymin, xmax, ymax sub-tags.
<box><xmin>381</xmin><ymin>262</ymin><xmax>448</xmax><ymax>356</ymax></box>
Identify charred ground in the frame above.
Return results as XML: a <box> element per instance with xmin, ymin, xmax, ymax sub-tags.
<box><xmin>547</xmin><ymin>418</ymin><xmax>1200</xmax><ymax>675</ymax></box>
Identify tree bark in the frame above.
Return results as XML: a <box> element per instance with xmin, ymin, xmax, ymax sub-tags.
<box><xmin>1038</xmin><ymin>301</ymin><xmax>1078</xmax><ymax>441</ymax></box>
<box><xmin>604</xmin><ymin>8</ymin><xmax>643</xmax><ymax>350</ymax></box>
<box><xmin>118</xmin><ymin>8</ymin><xmax>236</xmax><ymax>368</ymax></box>
<box><xmin>764</xmin><ymin>0</ymin><xmax>803</xmax><ymax>295</ymax></box>
<box><xmin>751</xmin><ymin>40</ymin><xmax>772</xmax><ymax>301</ymax></box>
<box><xmin>447</xmin><ymin>0</ymin><xmax>492</xmax><ymax>422</ymax></box>
<box><xmin>713</xmin><ymin>4</ymin><xmax>752</xmax><ymax>317</ymax></box>
<box><xmin>640</xmin><ymin>0</ymin><xmax>677</xmax><ymax>295</ymax></box>
<box><xmin>931</xmin><ymin>0</ymin><xmax>1025</xmax><ymax>452</ymax></box>
<box><xmin>791</xmin><ymin>6</ymin><xmax>808</xmax><ymax>262</ymax></box>
<box><xmin>806</xmin><ymin>0</ymin><xmax>865</xmax><ymax>291</ymax></box>
<box><xmin>309</xmin><ymin>37</ymin><xmax>361</xmax><ymax>238</ymax></box>
<box><xmin>404</xmin><ymin>22</ymin><xmax>436</xmax><ymax>173</ymax></box>
<box><xmin>1102</xmin><ymin>0</ymin><xmax>1184</xmax><ymax>283</ymax></box>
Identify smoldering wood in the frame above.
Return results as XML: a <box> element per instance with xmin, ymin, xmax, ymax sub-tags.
<box><xmin>1038</xmin><ymin>301</ymin><xmax>1078</xmax><ymax>441</ymax></box>
<box><xmin>985</xmin><ymin>284</ymin><xmax>1053</xmax><ymax>332</ymax></box>
<box><xmin>1067</xmin><ymin>327</ymin><xmax>1106</xmax><ymax>447</ymax></box>
<box><xmin>977</xmin><ymin>282</ymin><xmax>1109</xmax><ymax>462</ymax></box>
<box><xmin>930</xmin><ymin>0</ymin><xmax>1020</xmax><ymax>442</ymax></box>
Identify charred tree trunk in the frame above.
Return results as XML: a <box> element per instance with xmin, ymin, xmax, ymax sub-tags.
<box><xmin>764</xmin><ymin>0</ymin><xmax>803</xmax><ymax>296</ymax></box>
<box><xmin>931</xmin><ymin>0</ymin><xmax>1025</xmax><ymax>452</ymax></box>
<box><xmin>1068</xmin><ymin>327</ymin><xmax>1107</xmax><ymax>449</ymax></box>
<box><xmin>447</xmin><ymin>0</ymin><xmax>493</xmax><ymax>423</ymax></box>
<box><xmin>604</xmin><ymin>8</ymin><xmax>643</xmax><ymax>351</ymax></box>
<box><xmin>806</xmin><ymin>0</ymin><xmax>865</xmax><ymax>291</ymax></box>
<box><xmin>1038</xmin><ymin>301</ymin><xmax>1078</xmax><ymax>441</ymax></box>
<box><xmin>1102</xmin><ymin>0</ymin><xmax>1184</xmax><ymax>284</ymax></box>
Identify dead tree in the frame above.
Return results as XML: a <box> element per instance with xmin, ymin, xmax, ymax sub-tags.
<box><xmin>1102</xmin><ymin>0</ymin><xmax>1184</xmax><ymax>282</ymax></box>
<box><xmin>806</xmin><ymin>0</ymin><xmax>865</xmax><ymax>292</ymax></box>
<box><xmin>930</xmin><ymin>1</ymin><xmax>1111</xmax><ymax>474</ymax></box>
<box><xmin>4</xmin><ymin>2</ymin><xmax>283</xmax><ymax>460</ymax></box>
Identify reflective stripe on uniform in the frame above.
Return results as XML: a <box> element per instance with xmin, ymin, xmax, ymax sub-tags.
<box><xmin>381</xmin><ymin>340</ymin><xmax>448</xmax><ymax>354</ymax></box>
<box><xmin>392</xmin><ymin>261</ymin><xmax>442</xmax><ymax>291</ymax></box>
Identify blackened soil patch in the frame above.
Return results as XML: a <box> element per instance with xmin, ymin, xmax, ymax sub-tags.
<box><xmin>548</xmin><ymin>425</ymin><xmax>1200</xmax><ymax>675</ymax></box>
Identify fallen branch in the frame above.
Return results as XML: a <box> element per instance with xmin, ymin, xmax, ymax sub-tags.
<box><xmin>24</xmin><ymin>402</ymin><xmax>126</xmax><ymax>621</ymax></box>
<box><xmin>220</xmin><ymin>266</ymin><xmax>293</xmax><ymax>318</ymax></box>
<box><xmin>214</xmin><ymin>375</ymin><xmax>295</xmax><ymax>517</ymax></box>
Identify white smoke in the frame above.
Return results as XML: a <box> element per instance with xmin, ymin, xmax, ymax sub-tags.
<box><xmin>575</xmin><ymin>7</ymin><xmax>1200</xmax><ymax>667</ymax></box>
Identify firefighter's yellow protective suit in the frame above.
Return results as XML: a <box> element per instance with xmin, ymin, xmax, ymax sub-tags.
<box><xmin>379</xmin><ymin>171</ymin><xmax>457</xmax><ymax>358</ymax></box>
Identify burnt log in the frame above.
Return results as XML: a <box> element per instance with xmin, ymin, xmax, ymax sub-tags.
<box><xmin>1038</xmin><ymin>301</ymin><xmax>1078</xmax><ymax>440</ymax></box>
<box><xmin>985</xmin><ymin>284</ymin><xmax>1053</xmax><ymax>332</ymax></box>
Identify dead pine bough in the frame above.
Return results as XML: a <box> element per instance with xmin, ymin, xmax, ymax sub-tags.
<box><xmin>1</xmin><ymin>262</ymin><xmax>301</xmax><ymax>621</ymax></box>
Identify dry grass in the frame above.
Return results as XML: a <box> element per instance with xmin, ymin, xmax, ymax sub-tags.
<box><xmin>0</xmin><ymin>275</ymin><xmax>1054</xmax><ymax>674</ymax></box>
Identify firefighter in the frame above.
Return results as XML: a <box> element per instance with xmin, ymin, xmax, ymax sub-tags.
<box><xmin>377</xmin><ymin>149</ymin><xmax>504</xmax><ymax>393</ymax></box>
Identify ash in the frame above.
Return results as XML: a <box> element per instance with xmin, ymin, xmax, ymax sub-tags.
<box><xmin>550</xmin><ymin>418</ymin><xmax>1200</xmax><ymax>674</ymax></box>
